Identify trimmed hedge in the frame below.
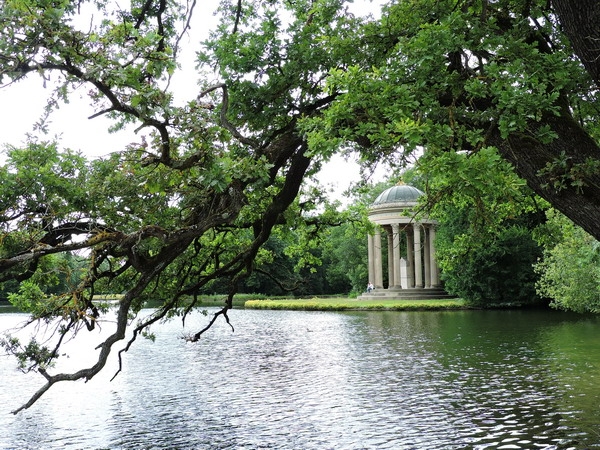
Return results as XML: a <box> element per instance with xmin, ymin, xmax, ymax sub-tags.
<box><xmin>244</xmin><ymin>298</ymin><xmax>467</xmax><ymax>311</ymax></box>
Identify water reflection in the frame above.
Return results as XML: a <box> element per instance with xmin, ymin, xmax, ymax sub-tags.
<box><xmin>0</xmin><ymin>308</ymin><xmax>599</xmax><ymax>449</ymax></box>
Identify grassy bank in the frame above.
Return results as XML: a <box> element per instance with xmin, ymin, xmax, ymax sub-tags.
<box><xmin>244</xmin><ymin>298</ymin><xmax>467</xmax><ymax>311</ymax></box>
<box><xmin>2</xmin><ymin>295</ymin><xmax>467</xmax><ymax>313</ymax></box>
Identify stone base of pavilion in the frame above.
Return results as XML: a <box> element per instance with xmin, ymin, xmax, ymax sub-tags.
<box><xmin>358</xmin><ymin>287</ymin><xmax>454</xmax><ymax>300</ymax></box>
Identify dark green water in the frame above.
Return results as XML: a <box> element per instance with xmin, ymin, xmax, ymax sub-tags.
<box><xmin>1</xmin><ymin>308</ymin><xmax>599</xmax><ymax>449</ymax></box>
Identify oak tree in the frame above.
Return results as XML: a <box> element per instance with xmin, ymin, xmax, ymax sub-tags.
<box><xmin>0</xmin><ymin>0</ymin><xmax>355</xmax><ymax>413</ymax></box>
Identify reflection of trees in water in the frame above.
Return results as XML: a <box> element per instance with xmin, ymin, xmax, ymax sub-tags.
<box><xmin>356</xmin><ymin>309</ymin><xmax>600</xmax><ymax>447</ymax></box>
<box><xmin>537</xmin><ymin>317</ymin><xmax>600</xmax><ymax>439</ymax></box>
<box><xmin>432</xmin><ymin>310</ymin><xmax>600</xmax><ymax>447</ymax></box>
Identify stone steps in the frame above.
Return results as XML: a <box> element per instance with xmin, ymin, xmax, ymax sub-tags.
<box><xmin>358</xmin><ymin>288</ymin><xmax>454</xmax><ymax>300</ymax></box>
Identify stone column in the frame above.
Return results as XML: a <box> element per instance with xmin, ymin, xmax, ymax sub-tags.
<box><xmin>367</xmin><ymin>233</ymin><xmax>374</xmax><ymax>289</ymax></box>
<box><xmin>392</xmin><ymin>223</ymin><xmax>402</xmax><ymax>288</ymax></box>
<box><xmin>406</xmin><ymin>227</ymin><xmax>415</xmax><ymax>288</ymax></box>
<box><xmin>374</xmin><ymin>227</ymin><xmax>384</xmax><ymax>289</ymax></box>
<box><xmin>424</xmin><ymin>225</ymin><xmax>431</xmax><ymax>289</ymax></box>
<box><xmin>429</xmin><ymin>225</ymin><xmax>440</xmax><ymax>288</ymax></box>
<box><xmin>400</xmin><ymin>257</ymin><xmax>409</xmax><ymax>288</ymax></box>
<box><xmin>413</xmin><ymin>223</ymin><xmax>423</xmax><ymax>288</ymax></box>
<box><xmin>386</xmin><ymin>227</ymin><xmax>395</xmax><ymax>289</ymax></box>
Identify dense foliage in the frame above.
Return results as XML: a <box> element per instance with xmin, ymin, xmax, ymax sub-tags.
<box><xmin>535</xmin><ymin>210</ymin><xmax>600</xmax><ymax>313</ymax></box>
<box><xmin>2</xmin><ymin>0</ymin><xmax>600</xmax><ymax>412</ymax></box>
<box><xmin>438</xmin><ymin>221</ymin><xmax>543</xmax><ymax>306</ymax></box>
<box><xmin>301</xmin><ymin>0</ymin><xmax>600</xmax><ymax>238</ymax></box>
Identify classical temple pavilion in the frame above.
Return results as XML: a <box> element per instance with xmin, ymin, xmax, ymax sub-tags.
<box><xmin>360</xmin><ymin>183</ymin><xmax>451</xmax><ymax>300</ymax></box>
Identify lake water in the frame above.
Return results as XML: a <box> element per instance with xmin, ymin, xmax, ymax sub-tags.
<box><xmin>0</xmin><ymin>307</ymin><xmax>599</xmax><ymax>449</ymax></box>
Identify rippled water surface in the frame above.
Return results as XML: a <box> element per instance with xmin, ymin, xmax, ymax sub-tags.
<box><xmin>1</xmin><ymin>308</ymin><xmax>600</xmax><ymax>449</ymax></box>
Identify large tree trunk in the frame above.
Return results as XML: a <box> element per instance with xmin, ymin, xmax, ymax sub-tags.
<box><xmin>489</xmin><ymin>109</ymin><xmax>600</xmax><ymax>240</ymax></box>
<box><xmin>552</xmin><ymin>0</ymin><xmax>600</xmax><ymax>87</ymax></box>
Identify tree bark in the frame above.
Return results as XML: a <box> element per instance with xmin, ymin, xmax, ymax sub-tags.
<box><xmin>552</xmin><ymin>0</ymin><xmax>600</xmax><ymax>87</ymax></box>
<box><xmin>489</xmin><ymin>109</ymin><xmax>600</xmax><ymax>239</ymax></box>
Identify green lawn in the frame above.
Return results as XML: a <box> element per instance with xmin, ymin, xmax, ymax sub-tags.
<box><xmin>89</xmin><ymin>295</ymin><xmax>468</xmax><ymax>312</ymax></box>
<box><xmin>244</xmin><ymin>297</ymin><xmax>467</xmax><ymax>311</ymax></box>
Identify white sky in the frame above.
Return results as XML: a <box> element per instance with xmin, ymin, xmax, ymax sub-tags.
<box><xmin>0</xmin><ymin>0</ymin><xmax>386</xmax><ymax>201</ymax></box>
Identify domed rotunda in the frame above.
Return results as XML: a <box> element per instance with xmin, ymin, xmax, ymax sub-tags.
<box><xmin>361</xmin><ymin>183</ymin><xmax>449</xmax><ymax>300</ymax></box>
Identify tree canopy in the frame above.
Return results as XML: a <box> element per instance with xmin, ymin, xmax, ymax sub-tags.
<box><xmin>2</xmin><ymin>0</ymin><xmax>600</xmax><ymax>412</ymax></box>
